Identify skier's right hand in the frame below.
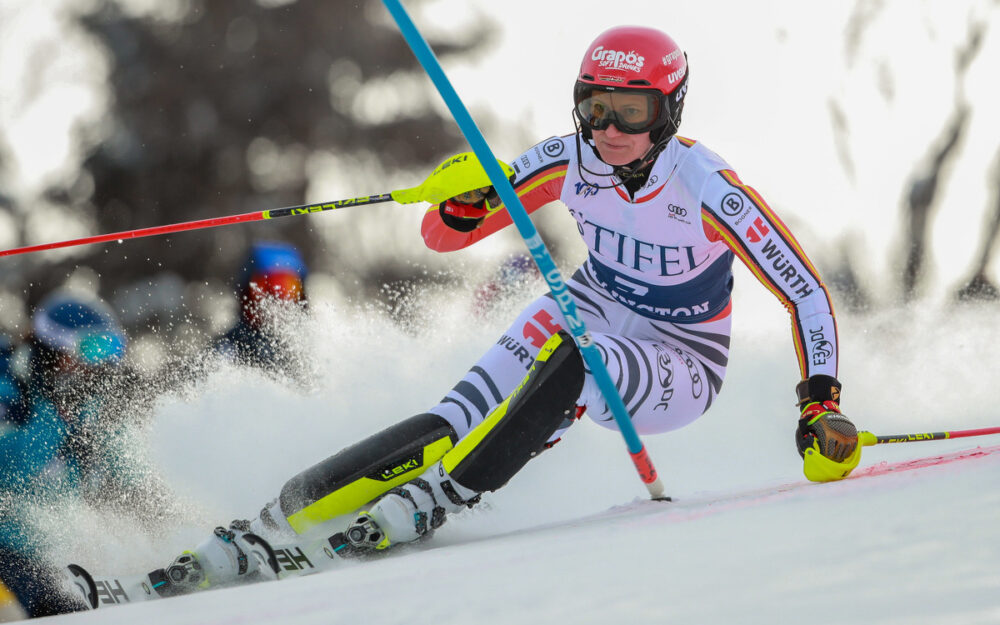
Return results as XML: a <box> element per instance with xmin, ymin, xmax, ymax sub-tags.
<box><xmin>438</xmin><ymin>186</ymin><xmax>502</xmax><ymax>232</ymax></box>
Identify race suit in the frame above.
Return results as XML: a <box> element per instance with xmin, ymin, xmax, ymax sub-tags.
<box><xmin>421</xmin><ymin>134</ymin><xmax>838</xmax><ymax>440</ymax></box>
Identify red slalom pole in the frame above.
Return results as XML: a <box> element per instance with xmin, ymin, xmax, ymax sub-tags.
<box><xmin>0</xmin><ymin>193</ymin><xmax>394</xmax><ymax>259</ymax></box>
<box><xmin>860</xmin><ymin>426</ymin><xmax>1000</xmax><ymax>446</ymax></box>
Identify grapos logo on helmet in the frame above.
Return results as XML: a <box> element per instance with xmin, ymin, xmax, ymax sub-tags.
<box><xmin>575</xmin><ymin>27</ymin><xmax>690</xmax><ymax>174</ymax></box>
<box><xmin>590</xmin><ymin>46</ymin><xmax>645</xmax><ymax>72</ymax></box>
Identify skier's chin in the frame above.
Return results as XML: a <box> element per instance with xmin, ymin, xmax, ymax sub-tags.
<box><xmin>594</xmin><ymin>138</ymin><xmax>649</xmax><ymax>166</ymax></box>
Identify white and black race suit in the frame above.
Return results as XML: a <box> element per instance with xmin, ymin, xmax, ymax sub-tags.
<box><xmin>420</xmin><ymin>134</ymin><xmax>838</xmax><ymax>440</ymax></box>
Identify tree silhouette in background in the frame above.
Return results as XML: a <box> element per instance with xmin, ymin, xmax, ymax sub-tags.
<box><xmin>828</xmin><ymin>3</ymin><xmax>996</xmax><ymax>309</ymax></box>
<box><xmin>19</xmin><ymin>0</ymin><xmax>490</xmax><ymax>328</ymax></box>
<box><xmin>956</xmin><ymin>151</ymin><xmax>1000</xmax><ymax>301</ymax></box>
<box><xmin>901</xmin><ymin>107</ymin><xmax>969</xmax><ymax>302</ymax></box>
<box><xmin>900</xmin><ymin>18</ymin><xmax>984</xmax><ymax>303</ymax></box>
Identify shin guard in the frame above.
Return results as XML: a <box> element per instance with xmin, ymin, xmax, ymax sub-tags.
<box><xmin>276</xmin><ymin>413</ymin><xmax>458</xmax><ymax>534</ymax></box>
<box><xmin>442</xmin><ymin>330</ymin><xmax>584</xmax><ymax>492</ymax></box>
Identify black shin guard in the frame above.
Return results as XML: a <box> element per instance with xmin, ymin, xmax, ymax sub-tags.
<box><xmin>277</xmin><ymin>413</ymin><xmax>458</xmax><ymax>534</ymax></box>
<box><xmin>442</xmin><ymin>331</ymin><xmax>584</xmax><ymax>493</ymax></box>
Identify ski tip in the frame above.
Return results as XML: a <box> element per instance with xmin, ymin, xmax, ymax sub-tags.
<box><xmin>66</xmin><ymin>564</ymin><xmax>99</xmax><ymax>610</ymax></box>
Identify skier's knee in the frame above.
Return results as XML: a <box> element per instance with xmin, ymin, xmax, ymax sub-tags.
<box><xmin>443</xmin><ymin>330</ymin><xmax>584</xmax><ymax>492</ymax></box>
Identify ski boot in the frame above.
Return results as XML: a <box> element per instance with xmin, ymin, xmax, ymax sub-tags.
<box><xmin>148</xmin><ymin>526</ymin><xmax>278</xmax><ymax>597</ymax></box>
<box><xmin>343</xmin><ymin>461</ymin><xmax>480</xmax><ymax>555</ymax></box>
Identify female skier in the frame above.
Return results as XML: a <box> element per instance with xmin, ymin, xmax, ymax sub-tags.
<box><xmin>156</xmin><ymin>25</ymin><xmax>859</xmax><ymax>591</ymax></box>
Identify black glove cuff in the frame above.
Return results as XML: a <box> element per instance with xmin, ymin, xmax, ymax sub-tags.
<box><xmin>484</xmin><ymin>188</ymin><xmax>502</xmax><ymax>209</ymax></box>
<box><xmin>795</xmin><ymin>374</ymin><xmax>842</xmax><ymax>407</ymax></box>
<box><xmin>438</xmin><ymin>203</ymin><xmax>484</xmax><ymax>232</ymax></box>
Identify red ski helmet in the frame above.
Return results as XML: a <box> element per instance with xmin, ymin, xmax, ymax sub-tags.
<box><xmin>574</xmin><ymin>26</ymin><xmax>688</xmax><ymax>141</ymax></box>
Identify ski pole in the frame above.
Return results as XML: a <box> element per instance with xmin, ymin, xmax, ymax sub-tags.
<box><xmin>0</xmin><ymin>151</ymin><xmax>512</xmax><ymax>259</ymax></box>
<box><xmin>383</xmin><ymin>0</ymin><xmax>669</xmax><ymax>501</ymax></box>
<box><xmin>0</xmin><ymin>194</ymin><xmax>392</xmax><ymax>259</ymax></box>
<box><xmin>860</xmin><ymin>426</ymin><xmax>1000</xmax><ymax>446</ymax></box>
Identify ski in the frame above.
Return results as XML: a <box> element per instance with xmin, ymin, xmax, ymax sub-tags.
<box><xmin>67</xmin><ymin>444</ymin><xmax>1000</xmax><ymax>610</ymax></box>
<box><xmin>66</xmin><ymin>563</ymin><xmax>156</xmax><ymax>609</ymax></box>
<box><xmin>66</xmin><ymin>531</ymin><xmax>357</xmax><ymax>609</ymax></box>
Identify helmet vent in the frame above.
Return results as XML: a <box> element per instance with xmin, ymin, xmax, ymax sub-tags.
<box><xmin>581</xmin><ymin>73</ymin><xmax>595</xmax><ymax>81</ymax></box>
<box><xmin>627</xmin><ymin>79</ymin><xmax>652</xmax><ymax>86</ymax></box>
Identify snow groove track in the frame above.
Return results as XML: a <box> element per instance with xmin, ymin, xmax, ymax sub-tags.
<box><xmin>482</xmin><ymin>443</ymin><xmax>1000</xmax><ymax>536</ymax></box>
<box><xmin>854</xmin><ymin>443</ymin><xmax>1000</xmax><ymax>477</ymax></box>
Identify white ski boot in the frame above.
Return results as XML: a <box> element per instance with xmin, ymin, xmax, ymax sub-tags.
<box><xmin>149</xmin><ymin>526</ymin><xmax>277</xmax><ymax>597</ymax></box>
<box><xmin>344</xmin><ymin>461</ymin><xmax>480</xmax><ymax>553</ymax></box>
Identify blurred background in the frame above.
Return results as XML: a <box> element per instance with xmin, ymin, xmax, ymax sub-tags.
<box><xmin>3</xmin><ymin>4</ymin><xmax>1000</xmax><ymax>612</ymax></box>
<box><xmin>0</xmin><ymin>0</ymin><xmax>999</xmax><ymax>370</ymax></box>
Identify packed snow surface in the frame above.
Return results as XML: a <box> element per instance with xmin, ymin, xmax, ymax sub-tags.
<box><xmin>40</xmin><ymin>284</ymin><xmax>1000</xmax><ymax>625</ymax></box>
<box><xmin>7</xmin><ymin>0</ymin><xmax>1000</xmax><ymax>622</ymax></box>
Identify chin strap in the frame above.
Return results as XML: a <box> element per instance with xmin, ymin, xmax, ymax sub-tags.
<box><xmin>613</xmin><ymin>136</ymin><xmax>670</xmax><ymax>178</ymax></box>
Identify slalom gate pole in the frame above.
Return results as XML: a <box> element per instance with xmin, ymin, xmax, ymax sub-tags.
<box><xmin>860</xmin><ymin>426</ymin><xmax>1000</xmax><ymax>446</ymax></box>
<box><xmin>383</xmin><ymin>0</ymin><xmax>668</xmax><ymax>501</ymax></box>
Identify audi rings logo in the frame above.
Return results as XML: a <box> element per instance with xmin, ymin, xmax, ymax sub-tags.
<box><xmin>542</xmin><ymin>139</ymin><xmax>564</xmax><ymax>158</ymax></box>
<box><xmin>667</xmin><ymin>203</ymin><xmax>687</xmax><ymax>217</ymax></box>
<box><xmin>721</xmin><ymin>193</ymin><xmax>744</xmax><ymax>216</ymax></box>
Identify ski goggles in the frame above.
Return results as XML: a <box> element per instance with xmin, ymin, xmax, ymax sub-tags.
<box><xmin>247</xmin><ymin>271</ymin><xmax>304</xmax><ymax>302</ymax></box>
<box><xmin>573</xmin><ymin>84</ymin><xmax>664</xmax><ymax>134</ymax></box>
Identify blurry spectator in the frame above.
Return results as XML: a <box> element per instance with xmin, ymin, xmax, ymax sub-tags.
<box><xmin>0</xmin><ymin>334</ymin><xmax>27</xmax><ymax>432</ymax></box>
<box><xmin>472</xmin><ymin>254</ymin><xmax>541</xmax><ymax>318</ymax></box>
<box><xmin>0</xmin><ymin>579</ymin><xmax>27</xmax><ymax>621</ymax></box>
<box><xmin>0</xmin><ymin>290</ymin><xmax>159</xmax><ymax>617</ymax></box>
<box><xmin>215</xmin><ymin>241</ymin><xmax>308</xmax><ymax>376</ymax></box>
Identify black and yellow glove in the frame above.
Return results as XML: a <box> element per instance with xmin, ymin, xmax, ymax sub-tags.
<box><xmin>795</xmin><ymin>374</ymin><xmax>861</xmax><ymax>482</ymax></box>
<box><xmin>438</xmin><ymin>186</ymin><xmax>502</xmax><ymax>232</ymax></box>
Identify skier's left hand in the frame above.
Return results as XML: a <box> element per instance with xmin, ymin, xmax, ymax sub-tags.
<box><xmin>451</xmin><ymin>186</ymin><xmax>502</xmax><ymax>208</ymax></box>
<box><xmin>794</xmin><ymin>374</ymin><xmax>861</xmax><ymax>481</ymax></box>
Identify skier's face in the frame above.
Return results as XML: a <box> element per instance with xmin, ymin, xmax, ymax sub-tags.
<box><xmin>576</xmin><ymin>88</ymin><xmax>657</xmax><ymax>165</ymax></box>
<box><xmin>592</xmin><ymin>123</ymin><xmax>653</xmax><ymax>166</ymax></box>
<box><xmin>242</xmin><ymin>271</ymin><xmax>305</xmax><ymax>328</ymax></box>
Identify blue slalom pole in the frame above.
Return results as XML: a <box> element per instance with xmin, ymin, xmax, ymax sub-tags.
<box><xmin>383</xmin><ymin>0</ymin><xmax>667</xmax><ymax>500</ymax></box>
